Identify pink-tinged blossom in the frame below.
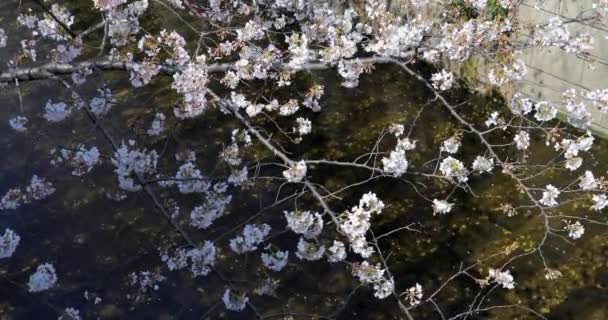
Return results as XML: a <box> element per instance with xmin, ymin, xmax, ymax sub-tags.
<box><xmin>111</xmin><ymin>141</ymin><xmax>158</xmax><ymax>192</ymax></box>
<box><xmin>339</xmin><ymin>192</ymin><xmax>384</xmax><ymax>258</ymax></box>
<box><xmin>172</xmin><ymin>56</ymin><xmax>210</xmax><ymax>119</ymax></box>
<box><xmin>175</xmin><ymin>162</ymin><xmax>209</xmax><ymax>194</ymax></box>
<box><xmin>161</xmin><ymin>241</ymin><xmax>216</xmax><ymax>277</ymax></box>
<box><xmin>294</xmin><ymin>117</ymin><xmax>312</xmax><ymax>135</ymax></box>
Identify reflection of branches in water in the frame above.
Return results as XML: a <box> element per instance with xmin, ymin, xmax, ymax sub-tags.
<box><xmin>3</xmin><ymin>52</ymin><xmax>603</xmax><ymax>319</ymax></box>
<box><xmin>50</xmin><ymin>76</ymin><xmax>268</xmax><ymax>318</ymax></box>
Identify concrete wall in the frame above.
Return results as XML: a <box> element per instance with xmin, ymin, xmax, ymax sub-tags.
<box><xmin>517</xmin><ymin>0</ymin><xmax>608</xmax><ymax>136</ymax></box>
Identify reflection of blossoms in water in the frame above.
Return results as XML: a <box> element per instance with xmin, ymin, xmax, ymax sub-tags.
<box><xmin>28</xmin><ymin>263</ymin><xmax>58</xmax><ymax>292</ymax></box>
<box><xmin>261</xmin><ymin>249</ymin><xmax>289</xmax><ymax>272</ymax></box>
<box><xmin>223</xmin><ymin>288</ymin><xmax>248</xmax><ymax>311</ymax></box>
<box><xmin>44</xmin><ymin>100</ymin><xmax>72</xmax><ymax>123</ymax></box>
<box><xmin>51</xmin><ymin>145</ymin><xmax>101</xmax><ymax>176</ymax></box>
<box><xmin>0</xmin><ymin>228</ymin><xmax>20</xmax><ymax>259</ymax></box>
<box><xmin>1</xmin><ymin>175</ymin><xmax>55</xmax><ymax>210</ymax></box>
<box><xmin>230</xmin><ymin>224</ymin><xmax>271</xmax><ymax>254</ymax></box>
<box><xmin>9</xmin><ymin>116</ymin><xmax>28</xmax><ymax>132</ymax></box>
<box><xmin>147</xmin><ymin>113</ymin><xmax>166</xmax><ymax>136</ymax></box>
<box><xmin>0</xmin><ymin>28</ymin><xmax>6</xmax><ymax>47</ymax></box>
<box><xmin>59</xmin><ymin>308</ymin><xmax>81</xmax><ymax>320</ymax></box>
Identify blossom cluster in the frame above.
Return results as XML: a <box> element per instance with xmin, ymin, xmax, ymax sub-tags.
<box><xmin>230</xmin><ymin>224</ymin><xmax>271</xmax><ymax>254</ymax></box>
<box><xmin>283</xmin><ymin>160</ymin><xmax>307</xmax><ymax>182</ymax></box>
<box><xmin>171</xmin><ymin>56</ymin><xmax>210</xmax><ymax>119</ymax></box>
<box><xmin>0</xmin><ymin>228</ymin><xmax>20</xmax><ymax>259</ymax></box>
<box><xmin>111</xmin><ymin>141</ymin><xmax>158</xmax><ymax>192</ymax></box>
<box><xmin>439</xmin><ymin>156</ymin><xmax>468</xmax><ymax>183</ymax></box>
<box><xmin>381</xmin><ymin>125</ymin><xmax>416</xmax><ymax>177</ymax></box>
<box><xmin>28</xmin><ymin>263</ymin><xmax>58</xmax><ymax>292</ymax></box>
<box><xmin>553</xmin><ymin>132</ymin><xmax>594</xmax><ymax>171</ymax></box>
<box><xmin>160</xmin><ymin>241</ymin><xmax>216</xmax><ymax>277</ymax></box>
<box><xmin>353</xmin><ymin>261</ymin><xmax>394</xmax><ymax>299</ymax></box>
<box><xmin>222</xmin><ymin>288</ymin><xmax>248</xmax><ymax>311</ymax></box>
<box><xmin>50</xmin><ymin>145</ymin><xmax>101</xmax><ymax>177</ymax></box>
<box><xmin>0</xmin><ymin>175</ymin><xmax>55</xmax><ymax>210</ymax></box>
<box><xmin>487</xmin><ymin>268</ymin><xmax>515</xmax><ymax>289</ymax></box>
<box><xmin>339</xmin><ymin>192</ymin><xmax>384</xmax><ymax>258</ymax></box>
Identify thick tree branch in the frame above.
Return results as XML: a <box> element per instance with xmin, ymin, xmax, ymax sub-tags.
<box><xmin>0</xmin><ymin>55</ymin><xmax>413</xmax><ymax>83</ymax></box>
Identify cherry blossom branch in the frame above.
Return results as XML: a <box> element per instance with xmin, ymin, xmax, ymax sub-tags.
<box><xmin>0</xmin><ymin>54</ymin><xmax>414</xmax><ymax>83</ymax></box>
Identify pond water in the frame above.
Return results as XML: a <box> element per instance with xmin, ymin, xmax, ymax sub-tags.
<box><xmin>2</xmin><ymin>1</ymin><xmax>608</xmax><ymax>320</ymax></box>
